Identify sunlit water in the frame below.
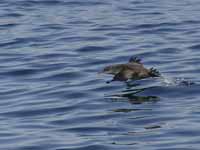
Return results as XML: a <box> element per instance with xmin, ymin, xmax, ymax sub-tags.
<box><xmin>1</xmin><ymin>0</ymin><xmax>200</xmax><ymax>149</ymax></box>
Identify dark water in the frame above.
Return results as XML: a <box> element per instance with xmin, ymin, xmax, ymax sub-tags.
<box><xmin>1</xmin><ymin>0</ymin><xmax>200</xmax><ymax>149</ymax></box>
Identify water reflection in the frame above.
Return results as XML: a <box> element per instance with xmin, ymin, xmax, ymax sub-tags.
<box><xmin>144</xmin><ymin>125</ymin><xmax>161</xmax><ymax>130</ymax></box>
<box><xmin>107</xmin><ymin>83</ymin><xmax>160</xmax><ymax>106</ymax></box>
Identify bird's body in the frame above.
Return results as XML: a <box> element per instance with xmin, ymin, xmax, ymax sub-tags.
<box><xmin>102</xmin><ymin>57</ymin><xmax>160</xmax><ymax>82</ymax></box>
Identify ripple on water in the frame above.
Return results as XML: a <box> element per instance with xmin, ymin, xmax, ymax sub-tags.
<box><xmin>1</xmin><ymin>0</ymin><xmax>200</xmax><ymax>150</ymax></box>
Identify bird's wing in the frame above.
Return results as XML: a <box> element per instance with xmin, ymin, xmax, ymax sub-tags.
<box><xmin>129</xmin><ymin>56</ymin><xmax>142</xmax><ymax>65</ymax></box>
<box><xmin>113</xmin><ymin>69</ymin><xmax>135</xmax><ymax>81</ymax></box>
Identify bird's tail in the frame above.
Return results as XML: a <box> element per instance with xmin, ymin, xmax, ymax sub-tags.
<box><xmin>149</xmin><ymin>67</ymin><xmax>161</xmax><ymax>77</ymax></box>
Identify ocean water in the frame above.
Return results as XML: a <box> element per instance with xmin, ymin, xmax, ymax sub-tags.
<box><xmin>1</xmin><ymin>0</ymin><xmax>200</xmax><ymax>149</ymax></box>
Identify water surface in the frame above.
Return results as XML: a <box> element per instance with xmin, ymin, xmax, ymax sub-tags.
<box><xmin>1</xmin><ymin>0</ymin><xmax>200</xmax><ymax>149</ymax></box>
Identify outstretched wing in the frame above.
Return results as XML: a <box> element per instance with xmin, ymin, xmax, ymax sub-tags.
<box><xmin>129</xmin><ymin>56</ymin><xmax>142</xmax><ymax>64</ymax></box>
<box><xmin>113</xmin><ymin>72</ymin><xmax>128</xmax><ymax>81</ymax></box>
<box><xmin>113</xmin><ymin>69</ymin><xmax>135</xmax><ymax>81</ymax></box>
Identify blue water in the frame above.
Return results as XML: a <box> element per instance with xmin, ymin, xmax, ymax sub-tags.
<box><xmin>1</xmin><ymin>0</ymin><xmax>200</xmax><ymax>149</ymax></box>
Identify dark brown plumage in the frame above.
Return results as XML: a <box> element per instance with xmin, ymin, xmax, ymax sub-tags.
<box><xmin>102</xmin><ymin>57</ymin><xmax>160</xmax><ymax>82</ymax></box>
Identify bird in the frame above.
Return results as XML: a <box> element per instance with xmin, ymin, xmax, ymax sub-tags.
<box><xmin>101</xmin><ymin>57</ymin><xmax>160</xmax><ymax>83</ymax></box>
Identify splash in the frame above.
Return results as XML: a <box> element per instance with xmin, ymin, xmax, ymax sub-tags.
<box><xmin>160</xmin><ymin>76</ymin><xmax>194</xmax><ymax>86</ymax></box>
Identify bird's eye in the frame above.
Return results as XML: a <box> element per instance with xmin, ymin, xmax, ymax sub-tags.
<box><xmin>104</xmin><ymin>66</ymin><xmax>112</xmax><ymax>72</ymax></box>
<box><xmin>103</xmin><ymin>67</ymin><xmax>108</xmax><ymax>71</ymax></box>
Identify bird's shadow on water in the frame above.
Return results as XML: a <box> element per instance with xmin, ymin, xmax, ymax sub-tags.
<box><xmin>104</xmin><ymin>76</ymin><xmax>197</xmax><ymax>106</ymax></box>
<box><xmin>105</xmin><ymin>81</ymin><xmax>160</xmax><ymax>105</ymax></box>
